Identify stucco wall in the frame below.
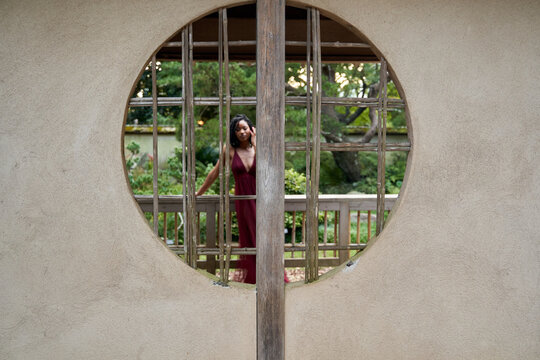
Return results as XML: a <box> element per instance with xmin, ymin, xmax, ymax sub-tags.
<box><xmin>1</xmin><ymin>0</ymin><xmax>538</xmax><ymax>359</ymax></box>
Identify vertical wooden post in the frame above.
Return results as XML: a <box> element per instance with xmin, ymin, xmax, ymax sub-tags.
<box><xmin>338</xmin><ymin>202</ymin><xmax>350</xmax><ymax>263</ymax></box>
<box><xmin>376</xmin><ymin>59</ymin><xmax>388</xmax><ymax>235</ymax></box>
<box><xmin>183</xmin><ymin>25</ymin><xmax>197</xmax><ymax>268</ymax></box>
<box><xmin>291</xmin><ymin>211</ymin><xmax>296</xmax><ymax>258</ymax></box>
<box><xmin>181</xmin><ymin>29</ymin><xmax>187</xmax><ymax>255</ymax></box>
<box><xmin>151</xmin><ymin>55</ymin><xmax>159</xmax><ymax>234</ymax></box>
<box><xmin>174</xmin><ymin>212</ymin><xmax>179</xmax><ymax>246</ymax></box>
<box><xmin>218</xmin><ymin>8</ymin><xmax>226</xmax><ymax>282</ymax></box>
<box><xmin>256</xmin><ymin>0</ymin><xmax>285</xmax><ymax>358</ymax></box>
<box><xmin>333</xmin><ymin>211</ymin><xmax>338</xmax><ymax>257</ymax></box>
<box><xmin>223</xmin><ymin>9</ymin><xmax>233</xmax><ymax>282</ymax></box>
<box><xmin>367</xmin><ymin>210</ymin><xmax>372</xmax><ymax>241</ymax></box>
<box><xmin>323</xmin><ymin>210</ymin><xmax>328</xmax><ymax>257</ymax></box>
<box><xmin>356</xmin><ymin>210</ymin><xmax>360</xmax><ymax>244</ymax></box>
<box><xmin>163</xmin><ymin>212</ymin><xmax>168</xmax><ymax>242</ymax></box>
<box><xmin>305</xmin><ymin>7</ymin><xmax>321</xmax><ymax>283</ymax></box>
<box><xmin>206</xmin><ymin>206</ymin><xmax>217</xmax><ymax>274</ymax></box>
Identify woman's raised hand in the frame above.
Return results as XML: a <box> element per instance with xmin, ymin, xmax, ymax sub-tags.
<box><xmin>250</xmin><ymin>127</ymin><xmax>256</xmax><ymax>147</ymax></box>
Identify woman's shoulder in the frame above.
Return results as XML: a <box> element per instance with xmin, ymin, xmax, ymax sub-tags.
<box><xmin>221</xmin><ymin>144</ymin><xmax>236</xmax><ymax>156</ymax></box>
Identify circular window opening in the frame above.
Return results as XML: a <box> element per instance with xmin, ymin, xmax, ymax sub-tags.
<box><xmin>123</xmin><ymin>3</ymin><xmax>410</xmax><ymax>284</ymax></box>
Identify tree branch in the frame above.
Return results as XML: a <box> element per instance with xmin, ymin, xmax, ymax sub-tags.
<box><xmin>343</xmin><ymin>106</ymin><xmax>368</xmax><ymax>125</ymax></box>
<box><xmin>321</xmin><ymin>131</ymin><xmax>343</xmax><ymax>143</ymax></box>
<box><xmin>358</xmin><ymin>82</ymin><xmax>380</xmax><ymax>143</ymax></box>
<box><xmin>285</xmin><ymin>83</ymin><xmax>305</xmax><ymax>96</ymax></box>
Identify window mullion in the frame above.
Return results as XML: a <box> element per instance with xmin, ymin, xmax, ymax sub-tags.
<box><xmin>376</xmin><ymin>58</ymin><xmax>388</xmax><ymax>235</ymax></box>
<box><xmin>181</xmin><ymin>29</ymin><xmax>187</xmax><ymax>264</ymax></box>
<box><xmin>305</xmin><ymin>8</ymin><xmax>321</xmax><ymax>283</ymax></box>
<box><xmin>218</xmin><ymin>9</ymin><xmax>226</xmax><ymax>282</ymax></box>
<box><xmin>223</xmin><ymin>8</ymin><xmax>233</xmax><ymax>282</ymax></box>
<box><xmin>151</xmin><ymin>54</ymin><xmax>159</xmax><ymax>235</ymax></box>
<box><xmin>183</xmin><ymin>25</ymin><xmax>198</xmax><ymax>268</ymax></box>
<box><xmin>304</xmin><ymin>6</ymin><xmax>312</xmax><ymax>282</ymax></box>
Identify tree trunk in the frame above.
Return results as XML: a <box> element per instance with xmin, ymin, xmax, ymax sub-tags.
<box><xmin>332</xmin><ymin>151</ymin><xmax>363</xmax><ymax>182</ymax></box>
<box><xmin>321</xmin><ymin>64</ymin><xmax>380</xmax><ymax>183</ymax></box>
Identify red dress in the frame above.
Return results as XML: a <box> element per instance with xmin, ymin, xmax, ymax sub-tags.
<box><xmin>232</xmin><ymin>150</ymin><xmax>257</xmax><ymax>283</ymax></box>
<box><xmin>232</xmin><ymin>150</ymin><xmax>290</xmax><ymax>284</ymax></box>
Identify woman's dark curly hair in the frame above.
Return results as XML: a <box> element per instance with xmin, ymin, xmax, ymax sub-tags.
<box><xmin>229</xmin><ymin>114</ymin><xmax>254</xmax><ymax>148</ymax></box>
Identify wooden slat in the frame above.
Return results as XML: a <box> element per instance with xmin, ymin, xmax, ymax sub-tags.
<box><xmin>135</xmin><ymin>194</ymin><xmax>398</xmax><ymax>212</ymax></box>
<box><xmin>285</xmin><ymin>142</ymin><xmax>410</xmax><ymax>152</ymax></box>
<box><xmin>334</xmin><ymin>210</ymin><xmax>338</xmax><ymax>257</ymax></box>
<box><xmin>301</xmin><ymin>211</ymin><xmax>306</xmax><ymax>257</ymax></box>
<box><xmin>194</xmin><ymin>258</ymin><xmax>353</xmax><ymax>270</ymax></box>
<box><xmin>218</xmin><ymin>8</ymin><xmax>225</xmax><ymax>280</ymax></box>
<box><xmin>129</xmin><ymin>95</ymin><xmax>404</xmax><ymax>108</ymax></box>
<box><xmin>196</xmin><ymin>212</ymin><xmax>200</xmax><ymax>245</ymax></box>
<box><xmin>174</xmin><ymin>212</ymin><xmax>179</xmax><ymax>246</ymax></box>
<box><xmin>305</xmin><ymin>8</ymin><xmax>321</xmax><ymax>283</ymax></box>
<box><xmin>356</xmin><ymin>210</ymin><xmax>360</xmax><ymax>244</ymax></box>
<box><xmin>190</xmin><ymin>24</ymin><xmax>198</xmax><ymax>267</ymax></box>
<box><xmin>163</xmin><ymin>212</ymin><xmax>168</xmax><ymax>242</ymax></box>
<box><xmin>284</xmin><ymin>258</ymin><xmax>341</xmax><ymax>268</ymax></box>
<box><xmin>376</xmin><ymin>59</ymin><xmax>388</xmax><ymax>235</ymax></box>
<box><xmin>291</xmin><ymin>211</ymin><xmax>297</xmax><ymax>258</ymax></box>
<box><xmin>169</xmin><ymin>243</ymin><xmax>366</xmax><ymax>256</ymax></box>
<box><xmin>151</xmin><ymin>55</ymin><xmax>159</xmax><ymax>234</ymax></box>
<box><xmin>323</xmin><ymin>210</ymin><xmax>328</xmax><ymax>257</ymax></box>
<box><xmin>367</xmin><ymin>210</ymin><xmax>372</xmax><ymax>241</ymax></box>
<box><xmin>338</xmin><ymin>202</ymin><xmax>350</xmax><ymax>263</ymax></box>
<box><xmin>304</xmin><ymin>7</ymin><xmax>313</xmax><ymax>281</ymax></box>
<box><xmin>206</xmin><ymin>207</ymin><xmax>217</xmax><ymax>274</ymax></box>
<box><xmin>184</xmin><ymin>25</ymin><xmax>198</xmax><ymax>268</ymax></box>
<box><xmin>256</xmin><ymin>0</ymin><xmax>285</xmax><ymax>358</ymax></box>
<box><xmin>223</xmin><ymin>8</ymin><xmax>233</xmax><ymax>283</ymax></box>
<box><xmin>164</xmin><ymin>40</ymin><xmax>369</xmax><ymax>48</ymax></box>
<box><xmin>194</xmin><ymin>258</ymin><xmax>351</xmax><ymax>270</ymax></box>
<box><xmin>181</xmin><ymin>29</ymin><xmax>188</xmax><ymax>261</ymax></box>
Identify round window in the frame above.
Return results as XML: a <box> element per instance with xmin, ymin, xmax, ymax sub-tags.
<box><xmin>123</xmin><ymin>3</ymin><xmax>410</xmax><ymax>284</ymax></box>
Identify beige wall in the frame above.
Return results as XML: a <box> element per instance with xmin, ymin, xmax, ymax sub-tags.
<box><xmin>1</xmin><ymin>0</ymin><xmax>538</xmax><ymax>359</ymax></box>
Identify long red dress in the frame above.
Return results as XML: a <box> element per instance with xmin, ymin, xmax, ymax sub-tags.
<box><xmin>232</xmin><ymin>150</ymin><xmax>290</xmax><ymax>284</ymax></box>
<box><xmin>232</xmin><ymin>150</ymin><xmax>257</xmax><ymax>283</ymax></box>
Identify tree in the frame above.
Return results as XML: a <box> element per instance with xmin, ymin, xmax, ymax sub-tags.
<box><xmin>127</xmin><ymin>60</ymin><xmax>407</xmax><ymax>194</ymax></box>
<box><xmin>285</xmin><ymin>62</ymin><xmax>405</xmax><ymax>184</ymax></box>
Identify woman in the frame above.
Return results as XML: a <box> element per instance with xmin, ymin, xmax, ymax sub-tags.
<box><xmin>196</xmin><ymin>114</ymin><xmax>259</xmax><ymax>283</ymax></box>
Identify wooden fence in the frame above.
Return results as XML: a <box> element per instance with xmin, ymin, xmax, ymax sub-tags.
<box><xmin>135</xmin><ymin>194</ymin><xmax>396</xmax><ymax>274</ymax></box>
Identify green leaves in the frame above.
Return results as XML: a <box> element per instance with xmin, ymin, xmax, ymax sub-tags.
<box><xmin>284</xmin><ymin>168</ymin><xmax>307</xmax><ymax>195</ymax></box>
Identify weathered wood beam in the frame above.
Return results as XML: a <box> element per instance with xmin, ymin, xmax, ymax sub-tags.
<box><xmin>223</xmin><ymin>8</ymin><xmax>233</xmax><ymax>283</ymax></box>
<box><xmin>376</xmin><ymin>59</ymin><xmax>388</xmax><ymax>235</ymax></box>
<box><xmin>184</xmin><ymin>25</ymin><xmax>198</xmax><ymax>268</ymax></box>
<box><xmin>256</xmin><ymin>0</ymin><xmax>285</xmax><ymax>358</ymax></box>
<box><xmin>305</xmin><ymin>8</ymin><xmax>321</xmax><ymax>283</ymax></box>
<box><xmin>151</xmin><ymin>54</ymin><xmax>159</xmax><ymax>234</ymax></box>
<box><xmin>164</xmin><ymin>40</ymin><xmax>369</xmax><ymax>48</ymax></box>
<box><xmin>129</xmin><ymin>96</ymin><xmax>404</xmax><ymax>108</ymax></box>
<box><xmin>218</xmin><ymin>8</ymin><xmax>225</xmax><ymax>281</ymax></box>
<box><xmin>134</xmin><ymin>194</ymin><xmax>398</xmax><ymax>212</ymax></box>
<box><xmin>285</xmin><ymin>142</ymin><xmax>410</xmax><ymax>152</ymax></box>
<box><xmin>168</xmin><ymin>243</ymin><xmax>367</xmax><ymax>256</ymax></box>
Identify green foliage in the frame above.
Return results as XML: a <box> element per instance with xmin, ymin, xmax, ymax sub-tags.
<box><xmin>125</xmin><ymin>58</ymin><xmax>409</xmax><ymax>253</ymax></box>
<box><xmin>283</xmin><ymin>168</ymin><xmax>307</xmax><ymax>237</ymax></box>
<box><xmin>284</xmin><ymin>168</ymin><xmax>306</xmax><ymax>195</ymax></box>
<box><xmin>126</xmin><ymin>140</ymin><xmax>140</xmax><ymax>154</ymax></box>
<box><xmin>127</xmin><ymin>59</ymin><xmax>408</xmax><ymax>197</ymax></box>
<box><xmin>385</xmin><ymin>151</ymin><xmax>408</xmax><ymax>194</ymax></box>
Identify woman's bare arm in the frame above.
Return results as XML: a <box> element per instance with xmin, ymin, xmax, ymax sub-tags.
<box><xmin>195</xmin><ymin>162</ymin><xmax>219</xmax><ymax>196</ymax></box>
<box><xmin>195</xmin><ymin>145</ymin><xmax>232</xmax><ymax>196</ymax></box>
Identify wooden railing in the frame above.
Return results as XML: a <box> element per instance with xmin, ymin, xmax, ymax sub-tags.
<box><xmin>135</xmin><ymin>194</ymin><xmax>396</xmax><ymax>274</ymax></box>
